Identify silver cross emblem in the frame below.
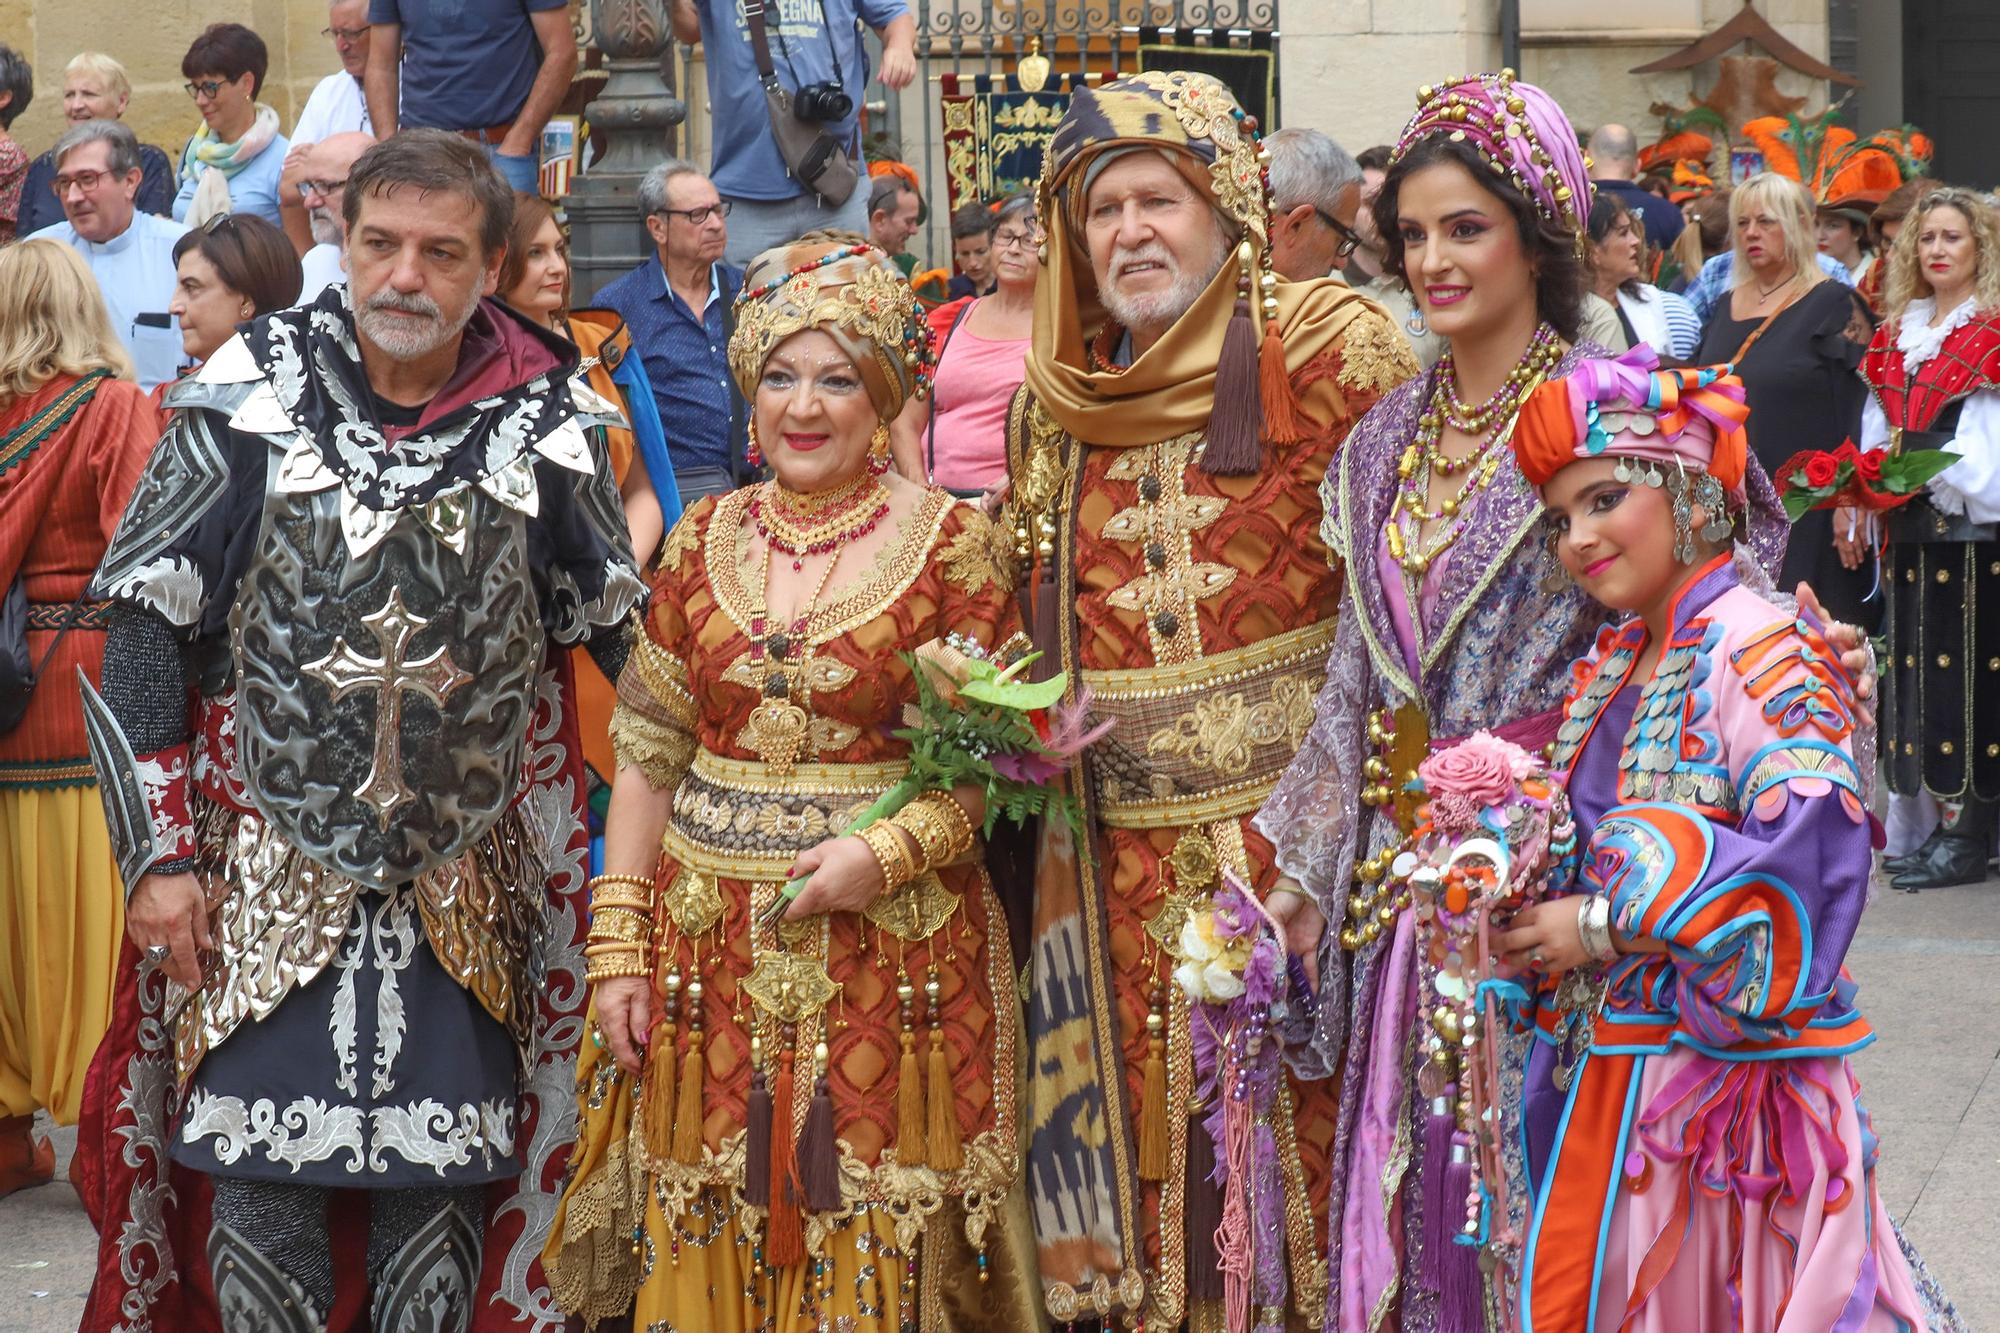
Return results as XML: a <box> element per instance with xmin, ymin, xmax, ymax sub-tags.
<box><xmin>302</xmin><ymin>587</ymin><xmax>473</xmax><ymax>828</ymax></box>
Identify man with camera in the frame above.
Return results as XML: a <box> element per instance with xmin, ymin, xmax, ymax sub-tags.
<box><xmin>670</xmin><ymin>0</ymin><xmax>915</xmax><ymax>264</ymax></box>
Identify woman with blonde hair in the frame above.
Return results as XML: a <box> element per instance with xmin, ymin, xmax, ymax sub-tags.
<box><xmin>1862</xmin><ymin>186</ymin><xmax>2000</xmax><ymax>890</ymax></box>
<box><xmin>1696</xmin><ymin>170</ymin><xmax>1876</xmax><ymax>620</ymax></box>
<box><xmin>0</xmin><ymin>238</ymin><xmax>162</xmax><ymax>1195</ymax></box>
<box><xmin>17</xmin><ymin>52</ymin><xmax>174</xmax><ymax>237</ymax></box>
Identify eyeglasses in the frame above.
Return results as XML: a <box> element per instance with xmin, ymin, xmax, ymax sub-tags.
<box><xmin>321</xmin><ymin>24</ymin><xmax>370</xmax><ymax>41</ymax></box>
<box><xmin>1314</xmin><ymin>208</ymin><xmax>1363</xmax><ymax>261</ymax></box>
<box><xmin>52</xmin><ymin>169</ymin><xmax>119</xmax><ymax>195</ymax></box>
<box><xmin>297</xmin><ymin>178</ymin><xmax>349</xmax><ymax>199</ymax></box>
<box><xmin>655</xmin><ymin>202</ymin><xmax>732</xmax><ymax>225</ymax></box>
<box><xmin>992</xmin><ymin>227</ymin><xmax>1041</xmax><ymax>251</ymax></box>
<box><xmin>184</xmin><ymin>79</ymin><xmax>228</xmax><ymax>100</ymax></box>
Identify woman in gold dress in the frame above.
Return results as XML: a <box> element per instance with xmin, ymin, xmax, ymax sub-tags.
<box><xmin>546</xmin><ymin>238</ymin><xmax>1042</xmax><ymax>1331</ymax></box>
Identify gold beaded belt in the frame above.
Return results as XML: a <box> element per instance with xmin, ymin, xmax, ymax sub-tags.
<box><xmin>664</xmin><ymin>749</ymin><xmax>908</xmax><ymax>880</ymax></box>
<box><xmin>1079</xmin><ymin>619</ymin><xmax>1337</xmax><ymax>829</ymax></box>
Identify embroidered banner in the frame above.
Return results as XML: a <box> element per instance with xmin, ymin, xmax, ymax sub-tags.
<box><xmin>938</xmin><ymin>72</ymin><xmax>1087</xmax><ymax>215</ymax></box>
<box><xmin>1135</xmin><ymin>39</ymin><xmax>1276</xmax><ymax>131</ymax></box>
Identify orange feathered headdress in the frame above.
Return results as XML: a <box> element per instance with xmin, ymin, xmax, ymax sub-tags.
<box><xmin>1741</xmin><ymin>110</ymin><xmax>1934</xmax><ymax>207</ymax></box>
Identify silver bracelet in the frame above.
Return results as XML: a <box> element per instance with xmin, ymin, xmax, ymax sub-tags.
<box><xmin>1577</xmin><ymin>894</ymin><xmax>1619</xmax><ymax>963</ymax></box>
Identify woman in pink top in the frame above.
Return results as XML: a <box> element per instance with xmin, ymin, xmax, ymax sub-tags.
<box><xmin>924</xmin><ymin>194</ymin><xmax>1041</xmax><ymax>495</ymax></box>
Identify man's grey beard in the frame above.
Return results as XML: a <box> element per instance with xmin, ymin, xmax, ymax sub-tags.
<box><xmin>1098</xmin><ymin>226</ymin><xmax>1231</xmax><ymax>344</ymax></box>
<box><xmin>308</xmin><ymin>207</ymin><xmax>341</xmax><ymax>246</ymax></box>
<box><xmin>356</xmin><ymin>282</ymin><xmax>482</xmax><ymax>360</ymax></box>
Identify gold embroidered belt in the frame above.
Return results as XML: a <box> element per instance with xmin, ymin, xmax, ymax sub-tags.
<box><xmin>665</xmin><ymin>749</ymin><xmax>913</xmax><ymax>880</ymax></box>
<box><xmin>1080</xmin><ymin>619</ymin><xmax>1336</xmax><ymax>829</ymax></box>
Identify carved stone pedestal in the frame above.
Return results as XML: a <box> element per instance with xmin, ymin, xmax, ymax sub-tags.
<box><xmin>566</xmin><ymin>0</ymin><xmax>687</xmax><ymax>305</ymax></box>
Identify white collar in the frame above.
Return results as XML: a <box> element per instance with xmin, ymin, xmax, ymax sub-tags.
<box><xmin>1896</xmin><ymin>295</ymin><xmax>1980</xmax><ymax>369</ymax></box>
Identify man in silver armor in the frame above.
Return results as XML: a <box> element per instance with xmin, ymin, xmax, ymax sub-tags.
<box><xmin>84</xmin><ymin>130</ymin><xmax>642</xmax><ymax>1331</ymax></box>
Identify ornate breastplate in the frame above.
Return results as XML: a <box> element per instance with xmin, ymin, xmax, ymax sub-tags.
<box><xmin>230</xmin><ymin>454</ymin><xmax>544</xmax><ymax>890</ymax></box>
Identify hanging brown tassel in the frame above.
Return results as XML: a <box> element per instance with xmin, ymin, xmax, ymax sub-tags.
<box><xmin>766</xmin><ymin>1043</ymin><xmax>803</xmax><ymax>1269</ymax></box>
<box><xmin>1202</xmin><ymin>297</ymin><xmax>1264</xmax><ymax>476</ymax></box>
<box><xmin>1259</xmin><ymin>315</ymin><xmax>1310</xmax><ymax>444</ymax></box>
<box><xmin>896</xmin><ymin>977</ymin><xmax>927</xmax><ymax>1167</ymax></box>
<box><xmin>1186</xmin><ymin>1103</ymin><xmax>1224</xmax><ymax>1301</ymax></box>
<box><xmin>798</xmin><ymin>1044</ymin><xmax>842</xmax><ymax>1211</ymax></box>
<box><xmin>1137</xmin><ymin>1008</ymin><xmax>1169</xmax><ymax>1181</ymax></box>
<box><xmin>743</xmin><ymin>1042</ymin><xmax>772</xmax><ymax>1205</ymax></box>
<box><xmin>925</xmin><ymin>1028</ymin><xmax>962</xmax><ymax>1172</ymax></box>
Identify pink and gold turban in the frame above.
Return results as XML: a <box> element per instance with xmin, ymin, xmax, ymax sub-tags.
<box><xmin>1513</xmin><ymin>346</ymin><xmax>1752</xmax><ymax>497</ymax></box>
<box><xmin>1392</xmin><ymin>70</ymin><xmax>1592</xmax><ymax>246</ymax></box>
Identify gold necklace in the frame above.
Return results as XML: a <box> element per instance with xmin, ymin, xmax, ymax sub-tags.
<box><xmin>751</xmin><ymin>473</ymin><xmax>891</xmax><ymax>571</ymax></box>
<box><xmin>738</xmin><ymin>533</ymin><xmax>847</xmax><ymax>774</ymax></box>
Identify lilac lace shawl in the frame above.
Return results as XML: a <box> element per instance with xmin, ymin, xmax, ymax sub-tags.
<box><xmin>1254</xmin><ymin>346</ymin><xmax>1789</xmax><ymax>1074</ymax></box>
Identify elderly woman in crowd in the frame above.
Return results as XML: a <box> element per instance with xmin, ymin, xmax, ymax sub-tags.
<box><xmin>163</xmin><ymin>213</ymin><xmax>301</xmax><ymax>390</ymax></box>
<box><xmin>0</xmin><ymin>239</ymin><xmax>161</xmax><ymax>1195</ymax></box>
<box><xmin>1696</xmin><ymin>171</ymin><xmax>1876</xmax><ymax>624</ymax></box>
<box><xmin>545</xmin><ymin>236</ymin><xmax>1040</xmax><ymax>1330</ymax></box>
<box><xmin>172</xmin><ymin>23</ymin><xmax>288</xmax><ymax>227</ymax></box>
<box><xmin>923</xmin><ymin>193</ymin><xmax>1039</xmax><ymax>497</ymax></box>
<box><xmin>17</xmin><ymin>53</ymin><xmax>174</xmax><ymax>238</ymax></box>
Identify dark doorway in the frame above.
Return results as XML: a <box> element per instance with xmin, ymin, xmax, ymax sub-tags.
<box><xmin>1905</xmin><ymin>0</ymin><xmax>2000</xmax><ymax>186</ymax></box>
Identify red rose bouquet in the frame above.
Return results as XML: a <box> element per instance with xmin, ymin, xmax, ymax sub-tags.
<box><xmin>1775</xmin><ymin>437</ymin><xmax>1959</xmax><ymax>520</ymax></box>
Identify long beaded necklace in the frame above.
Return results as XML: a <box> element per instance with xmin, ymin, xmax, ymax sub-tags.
<box><xmin>1386</xmin><ymin>322</ymin><xmax>1564</xmax><ymax>579</ymax></box>
<box><xmin>749</xmin><ymin>472</ymin><xmax>891</xmax><ymax>572</ymax></box>
<box><xmin>739</xmin><ymin>521</ymin><xmax>851</xmax><ymax>774</ymax></box>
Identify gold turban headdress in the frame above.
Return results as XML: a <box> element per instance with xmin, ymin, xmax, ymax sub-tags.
<box><xmin>1026</xmin><ymin>70</ymin><xmax>1389</xmax><ymax>473</ymax></box>
<box><xmin>728</xmin><ymin>239</ymin><xmax>933</xmax><ymax>424</ymax></box>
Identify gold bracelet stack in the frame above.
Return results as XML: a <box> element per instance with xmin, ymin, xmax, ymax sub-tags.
<box><xmin>888</xmin><ymin>793</ymin><xmax>976</xmax><ymax>872</ymax></box>
<box><xmin>860</xmin><ymin>821</ymin><xmax>922</xmax><ymax>893</ymax></box>
<box><xmin>586</xmin><ymin>872</ymin><xmax>656</xmax><ymax>982</ymax></box>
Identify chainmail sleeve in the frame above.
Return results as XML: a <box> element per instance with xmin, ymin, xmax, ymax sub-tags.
<box><xmin>98</xmin><ymin>603</ymin><xmax>199</xmax><ymax>875</ymax></box>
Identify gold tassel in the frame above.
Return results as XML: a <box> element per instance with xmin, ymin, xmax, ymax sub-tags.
<box><xmin>925</xmin><ymin>1028</ymin><xmax>961</xmax><ymax>1171</ymax></box>
<box><xmin>896</xmin><ymin>977</ymin><xmax>926</xmax><ymax>1166</ymax></box>
<box><xmin>923</xmin><ymin>968</ymin><xmax>961</xmax><ymax>1171</ymax></box>
<box><xmin>1138</xmin><ymin>1007</ymin><xmax>1169</xmax><ymax>1181</ymax></box>
<box><xmin>671</xmin><ymin>979</ymin><xmax>705</xmax><ymax>1165</ymax></box>
<box><xmin>643</xmin><ymin>972</ymin><xmax>682</xmax><ymax>1159</ymax></box>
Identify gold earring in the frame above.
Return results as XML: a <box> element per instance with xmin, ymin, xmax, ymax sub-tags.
<box><xmin>870</xmin><ymin>423</ymin><xmax>891</xmax><ymax>458</ymax></box>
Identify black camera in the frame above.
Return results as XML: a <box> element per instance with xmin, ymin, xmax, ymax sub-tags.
<box><xmin>792</xmin><ymin>81</ymin><xmax>852</xmax><ymax>123</ymax></box>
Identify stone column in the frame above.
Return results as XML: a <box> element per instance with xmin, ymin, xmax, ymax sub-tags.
<box><xmin>566</xmin><ymin>0</ymin><xmax>687</xmax><ymax>305</ymax></box>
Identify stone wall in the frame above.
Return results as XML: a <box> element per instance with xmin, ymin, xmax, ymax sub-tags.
<box><xmin>0</xmin><ymin>0</ymin><xmax>341</xmax><ymax>167</ymax></box>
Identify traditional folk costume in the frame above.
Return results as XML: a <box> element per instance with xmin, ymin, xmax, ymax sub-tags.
<box><xmin>0</xmin><ymin>371</ymin><xmax>160</xmax><ymax>1188</ymax></box>
<box><xmin>75</xmin><ymin>286</ymin><xmax>643</xmax><ymax>1331</ymax></box>
<box><xmin>1507</xmin><ymin>357</ymin><xmax>1948</xmax><ymax>1332</ymax></box>
<box><xmin>546</xmin><ymin>241</ymin><xmax>1044</xmax><ymax>1331</ymax></box>
<box><xmin>1862</xmin><ymin>296</ymin><xmax>2000</xmax><ymax>888</ymax></box>
<box><xmin>1003</xmin><ymin>71</ymin><xmax>1418</xmax><ymax>1325</ymax></box>
<box><xmin>1255</xmin><ymin>79</ymin><xmax>1788</xmax><ymax>1332</ymax></box>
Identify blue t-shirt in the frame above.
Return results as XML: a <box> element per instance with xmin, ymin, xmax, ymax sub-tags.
<box><xmin>368</xmin><ymin>0</ymin><xmax>568</xmax><ymax>131</ymax></box>
<box><xmin>171</xmin><ymin>135</ymin><xmax>290</xmax><ymax>227</ymax></box>
<box><xmin>698</xmin><ymin>0</ymin><xmax>907</xmax><ymax>202</ymax></box>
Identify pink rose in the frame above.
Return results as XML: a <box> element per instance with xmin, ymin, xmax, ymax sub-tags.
<box><xmin>1417</xmin><ymin>731</ymin><xmax>1534</xmax><ymax>810</ymax></box>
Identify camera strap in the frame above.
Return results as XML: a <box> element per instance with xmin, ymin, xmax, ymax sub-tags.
<box><xmin>743</xmin><ymin>0</ymin><xmax>860</xmax><ymax>206</ymax></box>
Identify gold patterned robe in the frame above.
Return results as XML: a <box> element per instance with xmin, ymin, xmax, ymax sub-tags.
<box><xmin>546</xmin><ymin>490</ymin><xmax>1045</xmax><ymax>1332</ymax></box>
<box><xmin>1006</xmin><ymin>320</ymin><xmax>1417</xmax><ymax>1326</ymax></box>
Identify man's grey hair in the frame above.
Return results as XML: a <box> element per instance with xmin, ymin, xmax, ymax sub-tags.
<box><xmin>1264</xmin><ymin>127</ymin><xmax>1362</xmax><ymax>217</ymax></box>
<box><xmin>54</xmin><ymin>119</ymin><xmax>140</xmax><ymax>178</ymax></box>
<box><xmin>870</xmin><ymin>173</ymin><xmax>916</xmax><ymax>217</ymax></box>
<box><xmin>639</xmin><ymin>158</ymin><xmax>708</xmax><ymax>217</ymax></box>
<box><xmin>1586</xmin><ymin>124</ymin><xmax>1639</xmax><ymax>176</ymax></box>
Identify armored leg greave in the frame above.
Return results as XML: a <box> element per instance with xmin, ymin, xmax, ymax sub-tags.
<box><xmin>367</xmin><ymin>1183</ymin><xmax>488</xmax><ymax>1333</ymax></box>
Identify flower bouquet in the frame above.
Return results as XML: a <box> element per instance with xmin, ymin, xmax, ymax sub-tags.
<box><xmin>1385</xmin><ymin>732</ymin><xmax>1576</xmax><ymax>1324</ymax></box>
<box><xmin>1174</xmin><ymin>874</ymin><xmax>1314</xmax><ymax>1333</ymax></box>
<box><xmin>1775</xmin><ymin>437</ymin><xmax>1959</xmax><ymax>521</ymax></box>
<box><xmin>757</xmin><ymin>633</ymin><xmax>1103</xmax><ymax>926</ymax></box>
